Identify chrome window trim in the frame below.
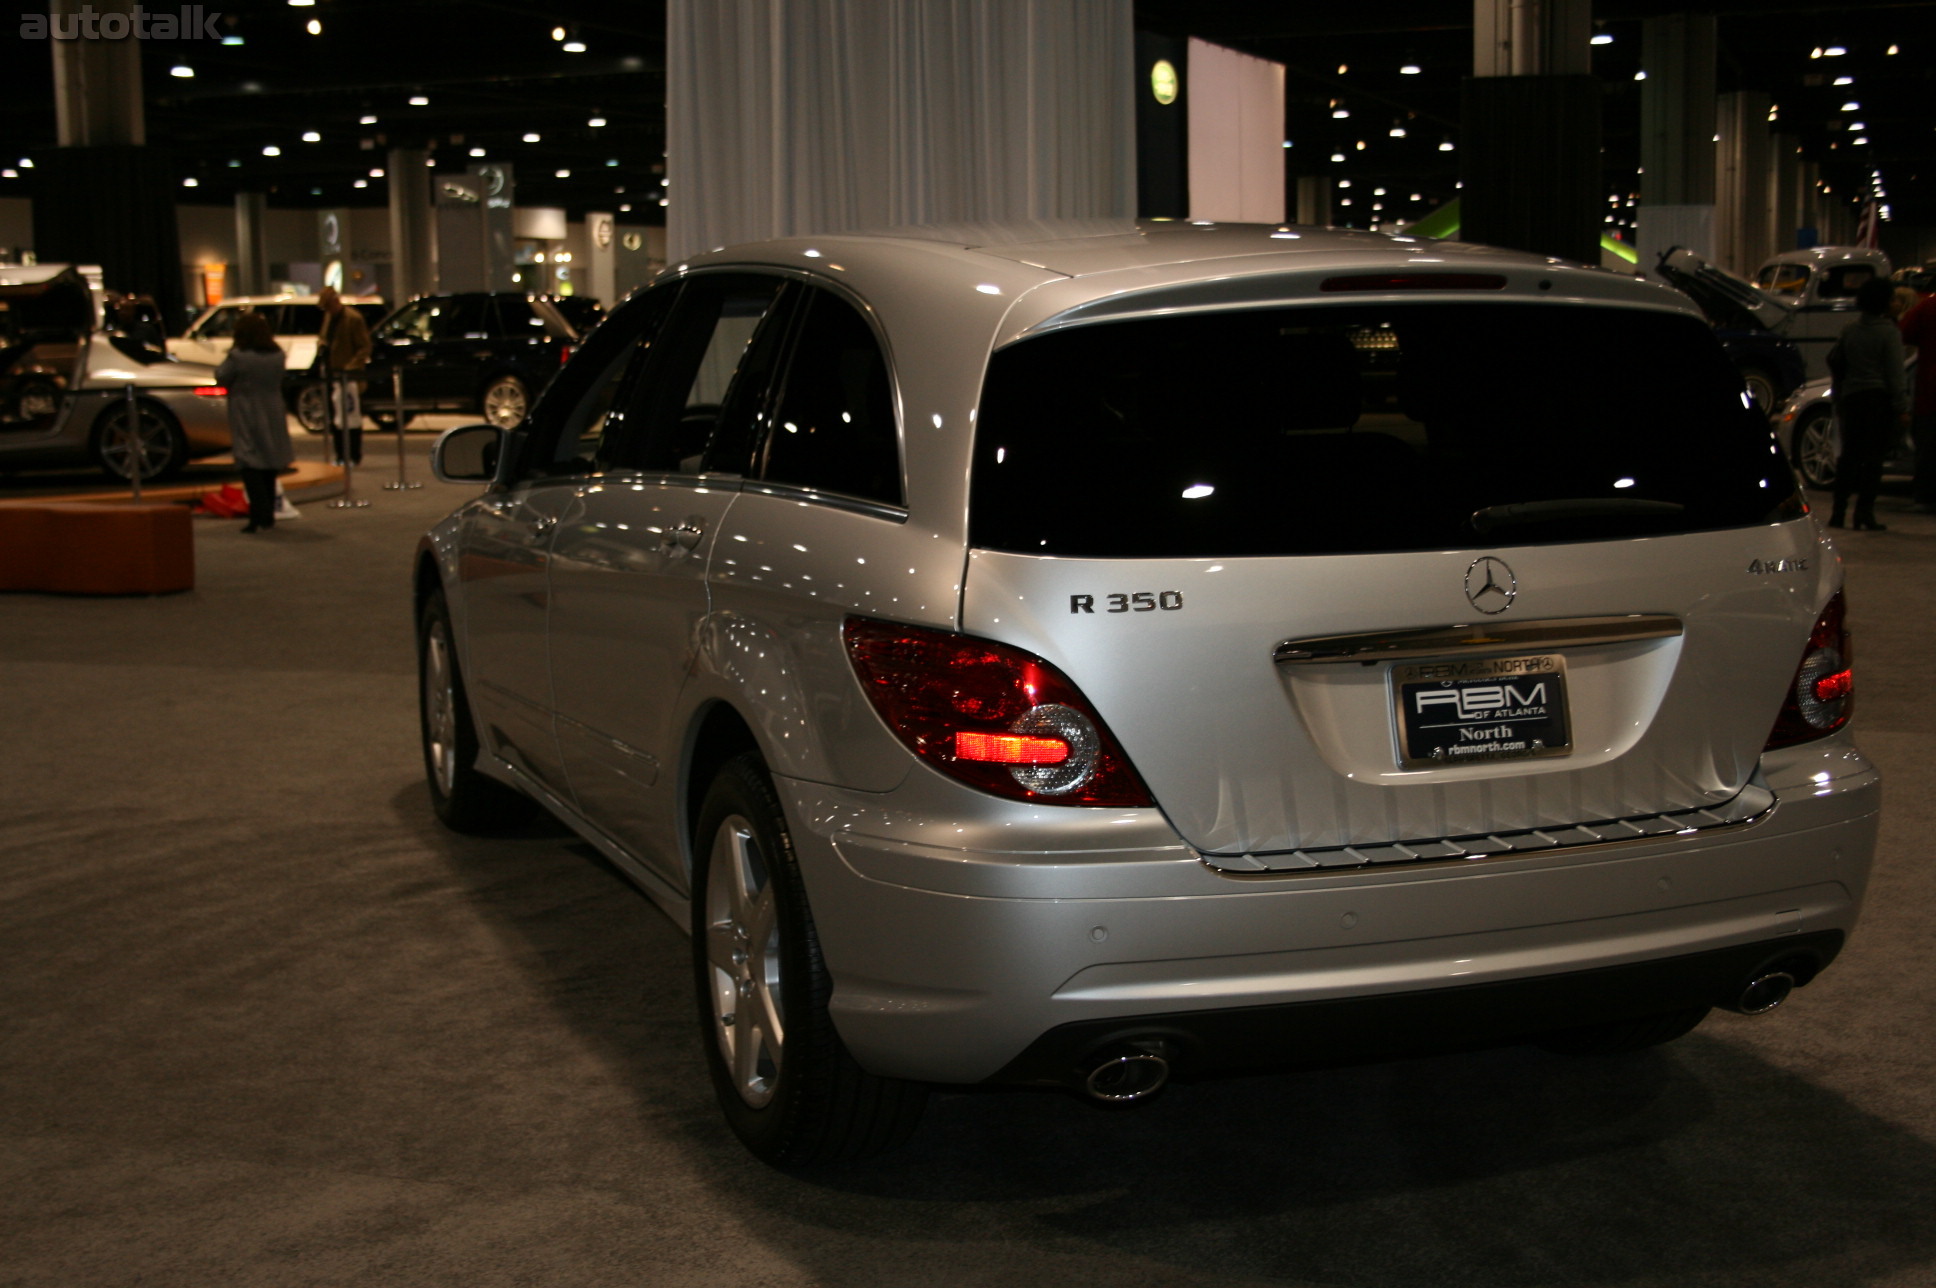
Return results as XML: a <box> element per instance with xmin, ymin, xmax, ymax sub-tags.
<box><xmin>740</xmin><ymin>479</ymin><xmax>910</xmax><ymax>523</ymax></box>
<box><xmin>1274</xmin><ymin>614</ymin><xmax>1683</xmax><ymax>666</ymax></box>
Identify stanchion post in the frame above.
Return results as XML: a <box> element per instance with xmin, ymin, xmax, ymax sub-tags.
<box><xmin>384</xmin><ymin>366</ymin><xmax>420</xmax><ymax>491</ymax></box>
<box><xmin>327</xmin><ymin>370</ymin><xmax>371</xmax><ymax>509</ymax></box>
<box><xmin>123</xmin><ymin>381</ymin><xmax>142</xmax><ymax>501</ymax></box>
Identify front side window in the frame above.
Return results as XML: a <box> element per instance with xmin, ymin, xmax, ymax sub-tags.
<box><xmin>1756</xmin><ymin>265</ymin><xmax>1810</xmax><ymax>295</ymax></box>
<box><xmin>193</xmin><ymin>306</ymin><xmax>250</xmax><ymax>340</ymax></box>
<box><xmin>280</xmin><ymin>304</ymin><xmax>323</xmax><ymax>334</ymax></box>
<box><xmin>971</xmin><ymin>302</ymin><xmax>1799</xmax><ymax>559</ymax></box>
<box><xmin>522</xmin><ymin>284</ymin><xmax>678</xmax><ymax>477</ymax></box>
<box><xmin>375</xmin><ymin>301</ymin><xmax>437</xmax><ymax>342</ymax></box>
<box><xmin>756</xmin><ymin>288</ymin><xmax>901</xmax><ymax>505</ymax></box>
<box><xmin>611</xmin><ymin>275</ymin><xmax>788</xmax><ymax>473</ymax></box>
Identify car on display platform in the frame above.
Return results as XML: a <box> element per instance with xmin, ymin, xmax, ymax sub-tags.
<box><xmin>168</xmin><ymin>293</ymin><xmax>387</xmax><ymax>433</ymax></box>
<box><xmin>2</xmin><ymin>264</ymin><xmax>231</xmax><ymax>482</ymax></box>
<box><xmin>414</xmin><ymin>221</ymin><xmax>1879</xmax><ymax>1167</ymax></box>
<box><xmin>1659</xmin><ymin>244</ymin><xmax>1892</xmax><ymax>386</ymax></box>
<box><xmin>1776</xmin><ymin>374</ymin><xmax>1918</xmax><ymax>490</ymax></box>
<box><xmin>364</xmin><ymin>291</ymin><xmax>596</xmax><ymax>432</ymax></box>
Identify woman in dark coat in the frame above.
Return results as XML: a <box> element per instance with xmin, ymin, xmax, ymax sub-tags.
<box><xmin>214</xmin><ymin>311</ymin><xmax>293</xmax><ymax>532</ymax></box>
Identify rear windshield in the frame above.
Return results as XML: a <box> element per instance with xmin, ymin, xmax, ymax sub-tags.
<box><xmin>970</xmin><ymin>302</ymin><xmax>1798</xmax><ymax>558</ymax></box>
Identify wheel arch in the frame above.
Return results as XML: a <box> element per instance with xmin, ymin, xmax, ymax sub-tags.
<box><xmin>680</xmin><ymin>701</ymin><xmax>763</xmax><ymax>884</ymax></box>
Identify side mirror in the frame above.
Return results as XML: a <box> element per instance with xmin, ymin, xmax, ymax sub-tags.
<box><xmin>431</xmin><ymin>424</ymin><xmax>503</xmax><ymax>483</ymax></box>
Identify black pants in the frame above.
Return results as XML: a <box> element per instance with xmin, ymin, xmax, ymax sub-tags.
<box><xmin>1833</xmin><ymin>390</ymin><xmax>1896</xmax><ymax>520</ymax></box>
<box><xmin>238</xmin><ymin>467</ymin><xmax>278</xmax><ymax>529</ymax></box>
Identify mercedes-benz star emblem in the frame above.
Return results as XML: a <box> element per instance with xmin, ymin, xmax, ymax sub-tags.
<box><xmin>1464</xmin><ymin>556</ymin><xmax>1517</xmax><ymax>615</ymax></box>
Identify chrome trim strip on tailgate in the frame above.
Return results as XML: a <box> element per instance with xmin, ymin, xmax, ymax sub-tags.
<box><xmin>1202</xmin><ymin>784</ymin><xmax>1774</xmax><ymax>875</ymax></box>
<box><xmin>1273</xmin><ymin>614</ymin><xmax>1684</xmax><ymax>666</ymax></box>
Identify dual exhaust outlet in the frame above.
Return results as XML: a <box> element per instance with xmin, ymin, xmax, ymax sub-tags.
<box><xmin>1073</xmin><ymin>960</ymin><xmax>1815</xmax><ymax>1103</ymax></box>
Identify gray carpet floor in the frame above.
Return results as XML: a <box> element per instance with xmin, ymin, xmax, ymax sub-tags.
<box><xmin>3</xmin><ymin>444</ymin><xmax>1933</xmax><ymax>1287</ymax></box>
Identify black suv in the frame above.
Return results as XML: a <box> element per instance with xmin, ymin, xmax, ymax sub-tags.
<box><xmin>365</xmin><ymin>293</ymin><xmax>597</xmax><ymax>429</ymax></box>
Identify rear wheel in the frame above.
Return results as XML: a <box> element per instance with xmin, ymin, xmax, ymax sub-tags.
<box><xmin>294</xmin><ymin>381</ymin><xmax>328</xmax><ymax>434</ymax></box>
<box><xmin>480</xmin><ymin>374</ymin><xmax>529</xmax><ymax>428</ymax></box>
<box><xmin>693</xmin><ymin>752</ymin><xmax>926</xmax><ymax>1166</ymax></box>
<box><xmin>1538</xmin><ymin>1006</ymin><xmax>1711</xmax><ymax>1056</ymax></box>
<box><xmin>90</xmin><ymin>400</ymin><xmax>187</xmax><ymax>482</ymax></box>
<box><xmin>1792</xmin><ymin>403</ymin><xmax>1839</xmax><ymax>490</ymax></box>
<box><xmin>418</xmin><ymin>587</ymin><xmax>537</xmax><ymax>834</ymax></box>
<box><xmin>1739</xmin><ymin>367</ymin><xmax>1777</xmax><ymax>416</ymax></box>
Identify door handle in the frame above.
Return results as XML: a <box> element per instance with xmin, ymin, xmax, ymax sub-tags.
<box><xmin>660</xmin><ymin>520</ymin><xmax>705</xmax><ymax>551</ymax></box>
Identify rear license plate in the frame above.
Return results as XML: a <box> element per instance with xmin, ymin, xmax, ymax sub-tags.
<box><xmin>1391</xmin><ymin>653</ymin><xmax>1571</xmax><ymax>769</ymax></box>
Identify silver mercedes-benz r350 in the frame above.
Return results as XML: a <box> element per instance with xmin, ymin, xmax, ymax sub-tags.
<box><xmin>414</xmin><ymin>222</ymin><xmax>1878</xmax><ymax>1167</ymax></box>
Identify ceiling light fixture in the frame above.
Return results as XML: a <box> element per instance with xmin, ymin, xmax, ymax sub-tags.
<box><xmin>360</xmin><ymin>114</ymin><xmax>377</xmax><ymax>124</ymax></box>
<box><xmin>562</xmin><ymin>40</ymin><xmax>586</xmax><ymax>52</ymax></box>
<box><xmin>170</xmin><ymin>64</ymin><xmax>193</xmax><ymax>78</ymax></box>
<box><xmin>302</xmin><ymin>131</ymin><xmax>320</xmax><ymax>142</ymax></box>
<box><xmin>1590</xmin><ymin>33</ymin><xmax>1613</xmax><ymax>45</ymax></box>
<box><xmin>523</xmin><ymin>132</ymin><xmax>541</xmax><ymax>142</ymax></box>
<box><xmin>408</xmin><ymin>95</ymin><xmax>429</xmax><ymax>106</ymax></box>
<box><xmin>306</xmin><ymin>17</ymin><xmax>320</xmax><ymax>34</ymax></box>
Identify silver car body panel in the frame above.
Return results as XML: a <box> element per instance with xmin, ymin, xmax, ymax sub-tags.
<box><xmin>423</xmin><ymin>222</ymin><xmax>1879</xmax><ymax>1086</ymax></box>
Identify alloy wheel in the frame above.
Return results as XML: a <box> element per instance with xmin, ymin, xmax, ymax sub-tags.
<box><xmin>704</xmin><ymin>815</ymin><xmax>784</xmax><ymax>1108</ymax></box>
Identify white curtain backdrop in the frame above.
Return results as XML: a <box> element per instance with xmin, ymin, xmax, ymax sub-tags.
<box><xmin>1185</xmin><ymin>38</ymin><xmax>1285</xmax><ymax>225</ymax></box>
<box><xmin>666</xmin><ymin>0</ymin><xmax>1136</xmax><ymax>262</ymax></box>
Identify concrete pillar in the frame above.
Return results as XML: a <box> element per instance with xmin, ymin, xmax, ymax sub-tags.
<box><xmin>1714</xmin><ymin>91</ymin><xmax>1772</xmax><ymax>277</ymax></box>
<box><xmin>36</xmin><ymin>0</ymin><xmax>183</xmax><ymax>323</ymax></box>
<box><xmin>1295</xmin><ymin>176</ymin><xmax>1332</xmax><ymax>227</ymax></box>
<box><xmin>1635</xmin><ymin>13</ymin><xmax>1717</xmax><ymax>278</ymax></box>
<box><xmin>50</xmin><ymin>0</ymin><xmax>143</xmax><ymax>147</ymax></box>
<box><xmin>234</xmin><ymin>194</ymin><xmax>269</xmax><ymax>296</ymax></box>
<box><xmin>387</xmin><ymin>148</ymin><xmax>435</xmax><ymax>303</ymax></box>
<box><xmin>1770</xmin><ymin>134</ymin><xmax>1804</xmax><ymax>254</ymax></box>
<box><xmin>1461</xmin><ymin>0</ymin><xmax>1600</xmax><ymax>264</ymax></box>
<box><xmin>585</xmin><ymin>212</ymin><xmax>617</xmax><ymax>308</ymax></box>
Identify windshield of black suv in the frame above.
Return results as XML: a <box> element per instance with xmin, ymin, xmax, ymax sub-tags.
<box><xmin>970</xmin><ymin>302</ymin><xmax>1799</xmax><ymax>558</ymax></box>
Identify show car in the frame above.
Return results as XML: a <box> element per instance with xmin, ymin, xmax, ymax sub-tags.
<box><xmin>365</xmin><ymin>291</ymin><xmax>595</xmax><ymax>431</ymax></box>
<box><xmin>1659</xmin><ymin>244</ymin><xmax>1891</xmax><ymax>385</ymax></box>
<box><xmin>2</xmin><ymin>264</ymin><xmax>230</xmax><ymax>482</ymax></box>
<box><xmin>169</xmin><ymin>292</ymin><xmax>387</xmax><ymax>432</ymax></box>
<box><xmin>415</xmin><ymin>222</ymin><xmax>1879</xmax><ymax>1166</ymax></box>
<box><xmin>1777</xmin><ymin>373</ymin><xmax>1918</xmax><ymax>490</ymax></box>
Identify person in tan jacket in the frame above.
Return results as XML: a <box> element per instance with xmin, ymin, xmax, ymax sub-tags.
<box><xmin>318</xmin><ymin>286</ymin><xmax>373</xmax><ymax>465</ymax></box>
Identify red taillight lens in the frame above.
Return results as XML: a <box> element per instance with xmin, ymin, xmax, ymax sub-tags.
<box><xmin>193</xmin><ymin>385</ymin><xmax>227</xmax><ymax>397</ymax></box>
<box><xmin>558</xmin><ymin>344</ymin><xmax>573</xmax><ymax>366</ymax></box>
<box><xmin>1765</xmin><ymin>591</ymin><xmax>1852</xmax><ymax>749</ymax></box>
<box><xmin>843</xmin><ymin>617</ymin><xmax>1153</xmax><ymax>806</ymax></box>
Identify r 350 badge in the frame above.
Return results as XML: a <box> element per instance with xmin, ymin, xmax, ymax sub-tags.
<box><xmin>1070</xmin><ymin>591</ymin><xmax>1184</xmax><ymax>614</ymax></box>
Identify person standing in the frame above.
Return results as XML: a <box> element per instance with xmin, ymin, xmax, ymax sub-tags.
<box><xmin>1826</xmin><ymin>276</ymin><xmax>1910</xmax><ymax>531</ymax></box>
<box><xmin>317</xmin><ymin>286</ymin><xmax>372</xmax><ymax>466</ymax></box>
<box><xmin>1898</xmin><ymin>284</ymin><xmax>1936</xmax><ymax>513</ymax></box>
<box><xmin>214</xmin><ymin>310</ymin><xmax>294</xmax><ymax>533</ymax></box>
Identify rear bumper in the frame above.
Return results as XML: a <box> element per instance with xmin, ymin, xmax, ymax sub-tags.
<box><xmin>783</xmin><ymin>733</ymin><xmax>1878</xmax><ymax>1085</ymax></box>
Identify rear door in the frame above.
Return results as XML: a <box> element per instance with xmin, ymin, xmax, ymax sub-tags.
<box><xmin>544</xmin><ymin>273</ymin><xmax>793</xmax><ymax>883</ymax></box>
<box><xmin>959</xmin><ymin>297</ymin><xmax>1818</xmax><ymax>865</ymax></box>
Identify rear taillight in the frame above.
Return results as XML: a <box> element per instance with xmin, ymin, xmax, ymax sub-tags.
<box><xmin>1765</xmin><ymin>591</ymin><xmax>1852</xmax><ymax>749</ymax></box>
<box><xmin>842</xmin><ymin>617</ymin><xmax>1153</xmax><ymax>806</ymax></box>
<box><xmin>558</xmin><ymin>344</ymin><xmax>573</xmax><ymax>366</ymax></box>
<box><xmin>193</xmin><ymin>385</ymin><xmax>227</xmax><ymax>397</ymax></box>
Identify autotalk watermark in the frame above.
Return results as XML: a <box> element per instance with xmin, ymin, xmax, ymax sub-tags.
<box><xmin>19</xmin><ymin>6</ymin><xmax>222</xmax><ymax>41</ymax></box>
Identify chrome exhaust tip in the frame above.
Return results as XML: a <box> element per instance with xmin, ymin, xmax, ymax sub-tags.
<box><xmin>1728</xmin><ymin>970</ymin><xmax>1797</xmax><ymax>1015</ymax></box>
<box><xmin>1081</xmin><ymin>1048</ymin><xmax>1172</xmax><ymax>1103</ymax></box>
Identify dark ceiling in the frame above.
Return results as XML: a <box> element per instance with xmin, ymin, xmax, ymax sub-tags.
<box><xmin>1</xmin><ymin>0</ymin><xmax>1930</xmax><ymax>245</ymax></box>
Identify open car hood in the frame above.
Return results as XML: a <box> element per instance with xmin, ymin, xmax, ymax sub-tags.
<box><xmin>1656</xmin><ymin>246</ymin><xmax>1794</xmax><ymax>333</ymax></box>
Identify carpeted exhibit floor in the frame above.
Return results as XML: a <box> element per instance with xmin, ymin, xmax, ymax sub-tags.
<box><xmin>3</xmin><ymin>451</ymin><xmax>1933</xmax><ymax>1287</ymax></box>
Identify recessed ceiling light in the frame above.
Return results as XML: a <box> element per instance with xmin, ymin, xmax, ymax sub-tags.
<box><xmin>182</xmin><ymin>177</ymin><xmax>198</xmax><ymax>187</ymax></box>
<box><xmin>555</xmin><ymin>168</ymin><xmax>570</xmax><ymax>178</ymax></box>
<box><xmin>302</xmin><ymin>131</ymin><xmax>320</xmax><ymax>142</ymax></box>
<box><xmin>523</xmin><ymin>132</ymin><xmax>540</xmax><ymax>142</ymax></box>
<box><xmin>551</xmin><ymin>26</ymin><xmax>565</xmax><ymax>40</ymax></box>
<box><xmin>1834</xmin><ymin>76</ymin><xmax>1854</xmax><ymax>86</ymax></box>
<box><xmin>1389</xmin><ymin>127</ymin><xmax>1406</xmax><ymax>137</ymax></box>
<box><xmin>562</xmin><ymin>40</ymin><xmax>585</xmax><ymax>53</ymax></box>
<box><xmin>306</xmin><ymin>18</ymin><xmax>320</xmax><ymax>34</ymax></box>
<box><xmin>221</xmin><ymin>34</ymin><xmax>242</xmax><ymax>45</ymax></box>
<box><xmin>588</xmin><ymin>116</ymin><xmax>607</xmax><ymax>127</ymax></box>
<box><xmin>369</xmin><ymin>167</ymin><xmax>384</xmax><ymax>177</ymax></box>
<box><xmin>170</xmin><ymin>65</ymin><xmax>194</xmax><ymax>78</ymax></box>
<box><xmin>409</xmin><ymin>95</ymin><xmax>429</xmax><ymax>106</ymax></box>
<box><xmin>1332</xmin><ymin>108</ymin><xmax>1349</xmax><ymax>119</ymax></box>
<box><xmin>262</xmin><ymin>145</ymin><xmax>280</xmax><ymax>156</ymax></box>
<box><xmin>605</xmin><ymin>158</ymin><xmax>618</xmax><ymax>167</ymax></box>
<box><xmin>1590</xmin><ymin>33</ymin><xmax>1613</xmax><ymax>45</ymax></box>
<box><xmin>1400</xmin><ymin>64</ymin><xmax>1420</xmax><ymax>74</ymax></box>
<box><xmin>353</xmin><ymin>179</ymin><xmax>368</xmax><ymax>188</ymax></box>
<box><xmin>469</xmin><ymin>147</ymin><xmax>485</xmax><ymax>157</ymax></box>
<box><xmin>1824</xmin><ymin>46</ymin><xmax>1847</xmax><ymax>57</ymax></box>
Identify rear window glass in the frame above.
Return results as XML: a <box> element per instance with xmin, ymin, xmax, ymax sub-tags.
<box><xmin>970</xmin><ymin>303</ymin><xmax>1798</xmax><ymax>558</ymax></box>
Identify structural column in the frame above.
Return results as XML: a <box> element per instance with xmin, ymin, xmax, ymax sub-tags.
<box><xmin>34</xmin><ymin>0</ymin><xmax>184</xmax><ymax>324</ymax></box>
<box><xmin>233</xmin><ymin>193</ymin><xmax>269</xmax><ymax>296</ymax></box>
<box><xmin>386</xmin><ymin>148</ymin><xmax>435</xmax><ymax>302</ymax></box>
<box><xmin>1634</xmin><ymin>13</ymin><xmax>1717</xmax><ymax>278</ymax></box>
<box><xmin>1715</xmin><ymin>90</ymin><xmax>1773</xmax><ymax>276</ymax></box>
<box><xmin>1769</xmin><ymin>134</ymin><xmax>1803</xmax><ymax>256</ymax></box>
<box><xmin>1460</xmin><ymin>0</ymin><xmax>1601</xmax><ymax>264</ymax></box>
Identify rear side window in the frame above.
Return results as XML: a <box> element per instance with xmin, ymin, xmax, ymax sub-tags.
<box><xmin>280</xmin><ymin>304</ymin><xmax>323</xmax><ymax>334</ymax></box>
<box><xmin>756</xmin><ymin>289</ymin><xmax>901</xmax><ymax>505</ymax></box>
<box><xmin>971</xmin><ymin>303</ymin><xmax>1799</xmax><ymax>558</ymax></box>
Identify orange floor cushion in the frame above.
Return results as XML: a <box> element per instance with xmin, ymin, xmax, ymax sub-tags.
<box><xmin>0</xmin><ymin>500</ymin><xmax>195</xmax><ymax>595</ymax></box>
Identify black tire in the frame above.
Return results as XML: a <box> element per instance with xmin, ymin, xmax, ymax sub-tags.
<box><xmin>294</xmin><ymin>380</ymin><xmax>328</xmax><ymax>434</ymax></box>
<box><xmin>479</xmin><ymin>374</ymin><xmax>529</xmax><ymax>429</ymax></box>
<box><xmin>692</xmin><ymin>751</ymin><xmax>926</xmax><ymax>1167</ymax></box>
<box><xmin>418</xmin><ymin>587</ymin><xmax>538</xmax><ymax>835</ymax></box>
<box><xmin>1537</xmin><ymin>1005</ymin><xmax>1711</xmax><ymax>1056</ymax></box>
<box><xmin>1792</xmin><ymin>403</ymin><xmax>1839</xmax><ymax>490</ymax></box>
<box><xmin>90</xmin><ymin>399</ymin><xmax>187</xmax><ymax>482</ymax></box>
<box><xmin>1739</xmin><ymin>367</ymin><xmax>1776</xmax><ymax>416</ymax></box>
